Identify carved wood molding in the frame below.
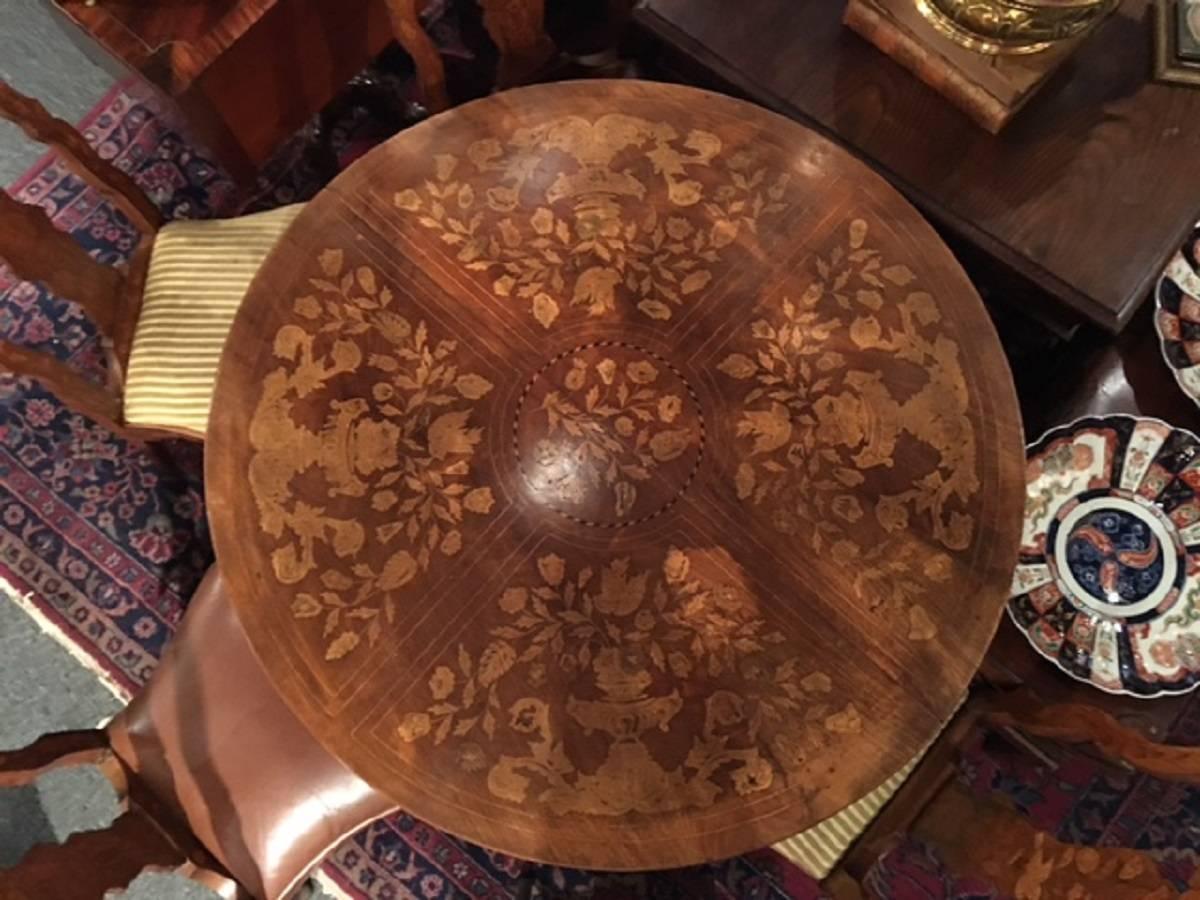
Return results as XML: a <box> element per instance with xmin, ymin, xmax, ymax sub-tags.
<box><xmin>985</xmin><ymin>689</ymin><xmax>1200</xmax><ymax>784</ymax></box>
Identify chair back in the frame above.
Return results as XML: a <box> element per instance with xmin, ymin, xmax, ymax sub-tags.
<box><xmin>0</xmin><ymin>80</ymin><xmax>163</xmax><ymax>431</ymax></box>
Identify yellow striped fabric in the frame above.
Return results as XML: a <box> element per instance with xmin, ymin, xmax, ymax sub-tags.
<box><xmin>771</xmin><ymin>752</ymin><xmax>921</xmax><ymax>879</ymax></box>
<box><xmin>123</xmin><ymin>204</ymin><xmax>303</xmax><ymax>437</ymax></box>
<box><xmin>771</xmin><ymin>699</ymin><xmax>963</xmax><ymax>879</ymax></box>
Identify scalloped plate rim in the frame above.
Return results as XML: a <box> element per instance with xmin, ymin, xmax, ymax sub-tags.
<box><xmin>1153</xmin><ymin>223</ymin><xmax>1200</xmax><ymax>409</ymax></box>
<box><xmin>1007</xmin><ymin>412</ymin><xmax>1200</xmax><ymax>700</ymax></box>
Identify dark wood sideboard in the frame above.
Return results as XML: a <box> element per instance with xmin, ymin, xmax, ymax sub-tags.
<box><xmin>634</xmin><ymin>0</ymin><xmax>1200</xmax><ymax>333</ymax></box>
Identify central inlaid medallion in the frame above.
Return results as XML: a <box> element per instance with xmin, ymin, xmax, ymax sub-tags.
<box><xmin>514</xmin><ymin>343</ymin><xmax>704</xmax><ymax>526</ymax></box>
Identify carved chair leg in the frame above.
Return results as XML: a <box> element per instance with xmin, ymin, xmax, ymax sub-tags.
<box><xmin>981</xmin><ymin>686</ymin><xmax>1200</xmax><ymax>785</ymax></box>
<box><xmin>478</xmin><ymin>0</ymin><xmax>558</xmax><ymax>88</ymax></box>
<box><xmin>0</xmin><ymin>730</ymin><xmax>119</xmax><ymax>790</ymax></box>
<box><xmin>910</xmin><ymin>780</ymin><xmax>1186</xmax><ymax>897</ymax></box>
<box><xmin>385</xmin><ymin>0</ymin><xmax>451</xmax><ymax>112</ymax></box>
<box><xmin>0</xmin><ymin>808</ymin><xmax>185</xmax><ymax>900</ymax></box>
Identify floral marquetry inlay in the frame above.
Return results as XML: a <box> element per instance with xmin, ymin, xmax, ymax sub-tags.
<box><xmin>514</xmin><ymin>344</ymin><xmax>704</xmax><ymax>525</ymax></box>
<box><xmin>248</xmin><ymin>250</ymin><xmax>499</xmax><ymax>661</ymax></box>
<box><xmin>396</xmin><ymin>547</ymin><xmax>861</xmax><ymax>816</ymax></box>
<box><xmin>392</xmin><ymin>113</ymin><xmax>789</xmax><ymax>327</ymax></box>
<box><xmin>208</xmin><ymin>81</ymin><xmax>1024</xmax><ymax>871</ymax></box>
<box><xmin>717</xmin><ymin>219</ymin><xmax>977</xmax><ymax>639</ymax></box>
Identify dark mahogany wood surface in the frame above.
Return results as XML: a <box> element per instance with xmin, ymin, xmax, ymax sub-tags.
<box><xmin>634</xmin><ymin>0</ymin><xmax>1200</xmax><ymax>333</ymax></box>
<box><xmin>206</xmin><ymin>80</ymin><xmax>1024</xmax><ymax>869</ymax></box>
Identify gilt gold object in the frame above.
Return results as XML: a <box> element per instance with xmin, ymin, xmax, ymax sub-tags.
<box><xmin>916</xmin><ymin>0</ymin><xmax>1119</xmax><ymax>53</ymax></box>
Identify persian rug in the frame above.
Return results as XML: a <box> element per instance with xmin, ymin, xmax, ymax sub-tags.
<box><xmin>5</xmin><ymin>61</ymin><xmax>1200</xmax><ymax>900</ymax></box>
<box><xmin>0</xmin><ymin>77</ymin><xmax>821</xmax><ymax>899</ymax></box>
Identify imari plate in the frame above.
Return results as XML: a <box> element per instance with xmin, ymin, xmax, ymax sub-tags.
<box><xmin>1009</xmin><ymin>415</ymin><xmax>1200</xmax><ymax>697</ymax></box>
<box><xmin>1155</xmin><ymin>222</ymin><xmax>1200</xmax><ymax>405</ymax></box>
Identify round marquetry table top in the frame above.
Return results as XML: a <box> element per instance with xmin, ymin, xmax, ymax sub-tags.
<box><xmin>207</xmin><ymin>80</ymin><xmax>1024</xmax><ymax>870</ymax></box>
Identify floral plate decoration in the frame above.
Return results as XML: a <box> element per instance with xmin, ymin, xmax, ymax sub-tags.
<box><xmin>1154</xmin><ymin>221</ymin><xmax>1200</xmax><ymax>405</ymax></box>
<box><xmin>1008</xmin><ymin>414</ymin><xmax>1200</xmax><ymax>697</ymax></box>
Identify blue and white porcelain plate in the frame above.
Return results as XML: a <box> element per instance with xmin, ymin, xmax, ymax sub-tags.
<box><xmin>1154</xmin><ymin>222</ymin><xmax>1200</xmax><ymax>406</ymax></box>
<box><xmin>1008</xmin><ymin>415</ymin><xmax>1200</xmax><ymax>697</ymax></box>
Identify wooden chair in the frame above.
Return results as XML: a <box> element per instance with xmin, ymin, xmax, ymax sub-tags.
<box><xmin>0</xmin><ymin>565</ymin><xmax>396</xmax><ymax>899</ymax></box>
<box><xmin>0</xmin><ymin>79</ymin><xmax>305</xmax><ymax>441</ymax></box>
<box><xmin>803</xmin><ymin>686</ymin><xmax>1200</xmax><ymax>898</ymax></box>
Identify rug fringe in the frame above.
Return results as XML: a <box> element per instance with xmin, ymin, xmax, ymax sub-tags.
<box><xmin>0</xmin><ymin>572</ymin><xmax>132</xmax><ymax>707</ymax></box>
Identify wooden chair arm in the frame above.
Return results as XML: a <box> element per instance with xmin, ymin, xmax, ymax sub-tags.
<box><xmin>478</xmin><ymin>0</ymin><xmax>558</xmax><ymax>87</ymax></box>
<box><xmin>982</xmin><ymin>688</ymin><xmax>1200</xmax><ymax>784</ymax></box>
<box><xmin>0</xmin><ymin>80</ymin><xmax>161</xmax><ymax>233</ymax></box>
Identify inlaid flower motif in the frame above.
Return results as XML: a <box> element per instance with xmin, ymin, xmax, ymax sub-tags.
<box><xmin>391</xmin><ymin>113</ymin><xmax>790</xmax><ymax>326</ymax></box>
<box><xmin>394</xmin><ymin>547</ymin><xmax>857</xmax><ymax>816</ymax></box>
<box><xmin>524</xmin><ymin>353</ymin><xmax>699</xmax><ymax>520</ymax></box>
<box><xmin>429</xmin><ymin>666</ymin><xmax>456</xmax><ymax>700</ymax></box>
<box><xmin>717</xmin><ymin>218</ymin><xmax>977</xmax><ymax>638</ymax></box>
<box><xmin>249</xmin><ymin>251</ymin><xmax>500</xmax><ymax>662</ymax></box>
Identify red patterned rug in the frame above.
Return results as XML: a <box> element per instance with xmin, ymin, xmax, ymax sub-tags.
<box><xmin>5</xmin><ymin>68</ymin><xmax>1200</xmax><ymax>900</ymax></box>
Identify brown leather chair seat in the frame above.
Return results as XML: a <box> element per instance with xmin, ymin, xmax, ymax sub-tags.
<box><xmin>105</xmin><ymin>567</ymin><xmax>397</xmax><ymax>899</ymax></box>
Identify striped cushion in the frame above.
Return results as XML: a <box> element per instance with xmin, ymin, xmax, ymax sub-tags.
<box><xmin>771</xmin><ymin>751</ymin><xmax>922</xmax><ymax>879</ymax></box>
<box><xmin>771</xmin><ymin>700</ymin><xmax>962</xmax><ymax>880</ymax></box>
<box><xmin>123</xmin><ymin>204</ymin><xmax>303</xmax><ymax>437</ymax></box>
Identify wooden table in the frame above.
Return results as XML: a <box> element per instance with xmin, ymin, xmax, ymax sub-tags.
<box><xmin>206</xmin><ymin>80</ymin><xmax>1024</xmax><ymax>868</ymax></box>
<box><xmin>634</xmin><ymin>0</ymin><xmax>1200</xmax><ymax>333</ymax></box>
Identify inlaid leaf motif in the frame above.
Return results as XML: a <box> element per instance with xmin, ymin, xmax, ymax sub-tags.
<box><xmin>379</xmin><ymin>550</ymin><xmax>418</xmax><ymax>590</ymax></box>
<box><xmin>614</xmin><ymin>482</ymin><xmax>637</xmax><ymax>518</ymax></box>
<box><xmin>479</xmin><ymin>641</ymin><xmax>516</xmax><ymax>686</ymax></box>
<box><xmin>325</xmin><ymin>631</ymin><xmax>360</xmax><ymax>661</ymax></box>
<box><xmin>391</xmin><ymin>113</ymin><xmax>791</xmax><ymax>326</ymax></box>
<box><xmin>824</xmin><ymin>704</ymin><xmax>862</xmax><ymax>735</ymax></box>
<box><xmin>717</xmin><ymin>218</ymin><xmax>979</xmax><ymax>636</ymax></box>
<box><xmin>292</xmin><ymin>594</ymin><xmax>322</xmax><ymax>618</ymax></box>
<box><xmin>249</xmin><ymin>253</ymin><xmax>500</xmax><ymax>663</ymax></box>
<box><xmin>907</xmin><ymin>605</ymin><xmax>938</xmax><ymax>641</ymax></box>
<box><xmin>527</xmin><ymin>354</ymin><xmax>700</xmax><ymax>519</ymax></box>
<box><xmin>454</xmin><ymin>373</ymin><xmax>494</xmax><ymax>399</ymax></box>
<box><xmin>395</xmin><ymin>547</ymin><xmax>868</xmax><ymax>816</ymax></box>
<box><xmin>717</xmin><ymin>354</ymin><xmax>757</xmax><ymax>379</ymax></box>
<box><xmin>463</xmin><ymin>487</ymin><xmax>495</xmax><ymax>514</ymax></box>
